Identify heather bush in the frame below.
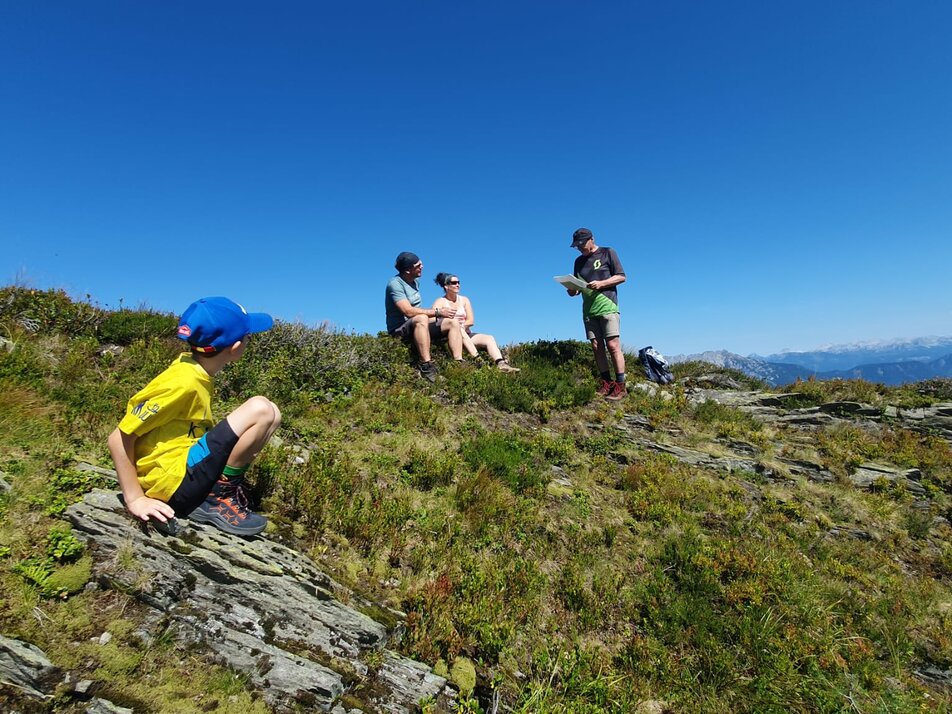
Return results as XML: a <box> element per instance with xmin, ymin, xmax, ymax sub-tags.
<box><xmin>97</xmin><ymin>309</ymin><xmax>177</xmax><ymax>344</ymax></box>
<box><xmin>0</xmin><ymin>286</ymin><xmax>102</xmax><ymax>336</ymax></box>
<box><xmin>216</xmin><ymin>321</ymin><xmax>414</xmax><ymax>411</ymax></box>
<box><xmin>460</xmin><ymin>431</ymin><xmax>548</xmax><ymax>495</ymax></box>
<box><xmin>444</xmin><ymin>340</ymin><xmax>594</xmax><ymax>418</ymax></box>
<box><xmin>781</xmin><ymin>376</ymin><xmax>885</xmax><ymax>406</ymax></box>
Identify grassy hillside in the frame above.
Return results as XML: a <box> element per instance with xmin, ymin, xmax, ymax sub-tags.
<box><xmin>1</xmin><ymin>287</ymin><xmax>950</xmax><ymax>713</ymax></box>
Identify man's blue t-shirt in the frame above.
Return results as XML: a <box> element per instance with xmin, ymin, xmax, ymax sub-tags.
<box><xmin>385</xmin><ymin>275</ymin><xmax>421</xmax><ymax>333</ymax></box>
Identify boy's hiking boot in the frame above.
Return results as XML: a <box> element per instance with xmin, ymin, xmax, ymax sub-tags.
<box><xmin>596</xmin><ymin>379</ymin><xmax>614</xmax><ymax>397</ymax></box>
<box><xmin>189</xmin><ymin>479</ymin><xmax>267</xmax><ymax>536</ymax></box>
<box><xmin>419</xmin><ymin>361</ymin><xmax>438</xmax><ymax>382</ymax></box>
<box><xmin>496</xmin><ymin>360</ymin><xmax>521</xmax><ymax>373</ymax></box>
<box><xmin>605</xmin><ymin>381</ymin><xmax>628</xmax><ymax>402</ymax></box>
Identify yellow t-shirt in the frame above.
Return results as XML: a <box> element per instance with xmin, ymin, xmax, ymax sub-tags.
<box><xmin>118</xmin><ymin>353</ymin><xmax>214</xmax><ymax>501</ymax></box>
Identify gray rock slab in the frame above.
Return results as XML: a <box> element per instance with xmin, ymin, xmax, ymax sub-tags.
<box><xmin>776</xmin><ymin>457</ymin><xmax>836</xmax><ymax>483</ymax></box>
<box><xmin>848</xmin><ymin>463</ymin><xmax>927</xmax><ymax>497</ymax></box>
<box><xmin>86</xmin><ymin>698</ymin><xmax>135</xmax><ymax>714</ymax></box>
<box><xmin>0</xmin><ymin>635</ymin><xmax>62</xmax><ymax>700</ymax></box>
<box><xmin>66</xmin><ymin>489</ymin><xmax>452</xmax><ymax>713</ymax></box>
<box><xmin>685</xmin><ymin>390</ymin><xmax>952</xmax><ymax>446</ymax></box>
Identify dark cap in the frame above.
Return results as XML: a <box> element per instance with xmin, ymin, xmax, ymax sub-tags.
<box><xmin>571</xmin><ymin>228</ymin><xmax>593</xmax><ymax>247</ymax></box>
<box><xmin>395</xmin><ymin>251</ymin><xmax>421</xmax><ymax>272</ymax></box>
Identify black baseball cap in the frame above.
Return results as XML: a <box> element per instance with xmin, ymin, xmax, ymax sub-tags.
<box><xmin>571</xmin><ymin>228</ymin><xmax>593</xmax><ymax>247</ymax></box>
<box><xmin>395</xmin><ymin>252</ymin><xmax>421</xmax><ymax>272</ymax></box>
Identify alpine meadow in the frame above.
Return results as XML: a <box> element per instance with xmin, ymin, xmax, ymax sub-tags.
<box><xmin>1</xmin><ymin>287</ymin><xmax>951</xmax><ymax>713</ymax></box>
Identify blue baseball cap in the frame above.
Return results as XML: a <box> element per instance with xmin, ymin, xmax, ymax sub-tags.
<box><xmin>176</xmin><ymin>297</ymin><xmax>273</xmax><ymax>353</ymax></box>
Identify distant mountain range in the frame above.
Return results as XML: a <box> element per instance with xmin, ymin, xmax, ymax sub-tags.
<box><xmin>755</xmin><ymin>336</ymin><xmax>952</xmax><ymax>372</ymax></box>
<box><xmin>670</xmin><ymin>337</ymin><xmax>952</xmax><ymax>386</ymax></box>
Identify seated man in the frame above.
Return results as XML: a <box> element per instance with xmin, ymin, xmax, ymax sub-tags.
<box><xmin>385</xmin><ymin>251</ymin><xmax>463</xmax><ymax>381</ymax></box>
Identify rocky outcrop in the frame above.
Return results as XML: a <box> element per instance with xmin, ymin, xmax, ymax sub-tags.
<box><xmin>848</xmin><ymin>463</ymin><xmax>927</xmax><ymax>496</ymax></box>
<box><xmin>65</xmin><ymin>489</ymin><xmax>455</xmax><ymax>713</ymax></box>
<box><xmin>615</xmin><ymin>388</ymin><xmax>948</xmax><ymax>502</ymax></box>
<box><xmin>684</xmin><ymin>388</ymin><xmax>952</xmax><ymax>443</ymax></box>
<box><xmin>0</xmin><ymin>634</ymin><xmax>62</xmax><ymax>700</ymax></box>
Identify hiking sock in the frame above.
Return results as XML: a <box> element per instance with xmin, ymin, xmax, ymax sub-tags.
<box><xmin>600</xmin><ymin>371</ymin><xmax>612</xmax><ymax>382</ymax></box>
<box><xmin>222</xmin><ymin>464</ymin><xmax>248</xmax><ymax>480</ymax></box>
<box><xmin>615</xmin><ymin>372</ymin><xmax>626</xmax><ymax>384</ymax></box>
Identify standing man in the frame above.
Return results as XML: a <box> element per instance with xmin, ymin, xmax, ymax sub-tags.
<box><xmin>566</xmin><ymin>228</ymin><xmax>628</xmax><ymax>400</ymax></box>
<box><xmin>385</xmin><ymin>251</ymin><xmax>464</xmax><ymax>382</ymax></box>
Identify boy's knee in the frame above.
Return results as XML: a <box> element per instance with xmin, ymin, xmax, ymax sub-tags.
<box><xmin>245</xmin><ymin>396</ymin><xmax>280</xmax><ymax>426</ymax></box>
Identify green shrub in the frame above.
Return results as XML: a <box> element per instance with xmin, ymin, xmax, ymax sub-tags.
<box><xmin>444</xmin><ymin>340</ymin><xmax>594</xmax><ymax>419</ymax></box>
<box><xmin>0</xmin><ymin>286</ymin><xmax>103</xmax><ymax>336</ymax></box>
<box><xmin>347</xmin><ymin>384</ymin><xmax>444</xmax><ymax>434</ymax></box>
<box><xmin>97</xmin><ymin>309</ymin><xmax>177</xmax><ymax>345</ymax></box>
<box><xmin>782</xmin><ymin>377</ymin><xmax>885</xmax><ymax>406</ymax></box>
<box><xmin>460</xmin><ymin>432</ymin><xmax>548</xmax><ymax>495</ymax></box>
<box><xmin>400</xmin><ymin>444</ymin><xmax>457</xmax><ymax>490</ymax></box>
<box><xmin>46</xmin><ymin>525</ymin><xmax>84</xmax><ymax>561</ymax></box>
<box><xmin>46</xmin><ymin>466</ymin><xmax>115</xmax><ymax>516</ymax></box>
<box><xmin>217</xmin><ymin>322</ymin><xmax>413</xmax><ymax>413</ymax></box>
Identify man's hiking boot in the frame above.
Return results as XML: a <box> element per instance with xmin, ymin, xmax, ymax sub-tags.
<box><xmin>605</xmin><ymin>381</ymin><xmax>628</xmax><ymax>402</ymax></box>
<box><xmin>419</xmin><ymin>361</ymin><xmax>438</xmax><ymax>382</ymax></box>
<box><xmin>189</xmin><ymin>479</ymin><xmax>267</xmax><ymax>536</ymax></box>
<box><xmin>496</xmin><ymin>360</ymin><xmax>520</xmax><ymax>373</ymax></box>
<box><xmin>596</xmin><ymin>379</ymin><xmax>614</xmax><ymax>397</ymax></box>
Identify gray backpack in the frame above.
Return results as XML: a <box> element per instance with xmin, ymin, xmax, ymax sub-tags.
<box><xmin>639</xmin><ymin>346</ymin><xmax>675</xmax><ymax>384</ymax></box>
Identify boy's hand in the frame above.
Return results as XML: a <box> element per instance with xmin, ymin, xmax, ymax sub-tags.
<box><xmin>127</xmin><ymin>495</ymin><xmax>176</xmax><ymax>523</ymax></box>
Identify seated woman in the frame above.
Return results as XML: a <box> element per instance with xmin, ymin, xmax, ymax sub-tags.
<box><xmin>433</xmin><ymin>272</ymin><xmax>520</xmax><ymax>373</ymax></box>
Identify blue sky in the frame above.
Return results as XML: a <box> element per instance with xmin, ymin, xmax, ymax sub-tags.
<box><xmin>2</xmin><ymin>1</ymin><xmax>950</xmax><ymax>356</ymax></box>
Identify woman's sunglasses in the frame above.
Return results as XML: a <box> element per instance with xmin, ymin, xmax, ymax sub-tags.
<box><xmin>446</xmin><ymin>280</ymin><xmax>460</xmax><ymax>285</ymax></box>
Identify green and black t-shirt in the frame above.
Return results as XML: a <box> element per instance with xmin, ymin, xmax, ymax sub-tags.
<box><xmin>573</xmin><ymin>247</ymin><xmax>625</xmax><ymax>318</ymax></box>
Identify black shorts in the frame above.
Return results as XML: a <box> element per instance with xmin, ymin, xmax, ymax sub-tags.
<box><xmin>167</xmin><ymin>419</ymin><xmax>239</xmax><ymax>517</ymax></box>
<box><xmin>389</xmin><ymin>317</ymin><xmax>445</xmax><ymax>342</ymax></box>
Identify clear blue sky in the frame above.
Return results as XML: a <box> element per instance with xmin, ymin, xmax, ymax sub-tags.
<box><xmin>2</xmin><ymin>1</ymin><xmax>950</xmax><ymax>356</ymax></box>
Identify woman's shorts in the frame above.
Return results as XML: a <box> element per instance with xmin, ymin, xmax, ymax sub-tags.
<box><xmin>167</xmin><ymin>419</ymin><xmax>239</xmax><ymax>516</ymax></box>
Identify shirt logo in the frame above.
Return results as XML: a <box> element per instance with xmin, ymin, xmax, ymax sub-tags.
<box><xmin>178</xmin><ymin>325</ymin><xmax>192</xmax><ymax>337</ymax></box>
<box><xmin>593</xmin><ymin>259</ymin><xmax>602</xmax><ymax>269</ymax></box>
<box><xmin>132</xmin><ymin>400</ymin><xmax>161</xmax><ymax>422</ymax></box>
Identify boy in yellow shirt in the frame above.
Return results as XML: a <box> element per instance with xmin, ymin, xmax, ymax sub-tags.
<box><xmin>108</xmin><ymin>297</ymin><xmax>280</xmax><ymax>536</ymax></box>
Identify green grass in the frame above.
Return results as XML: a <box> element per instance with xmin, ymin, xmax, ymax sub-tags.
<box><xmin>0</xmin><ymin>287</ymin><xmax>950</xmax><ymax>713</ymax></box>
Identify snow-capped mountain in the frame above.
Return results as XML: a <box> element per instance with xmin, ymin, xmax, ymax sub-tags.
<box><xmin>755</xmin><ymin>336</ymin><xmax>952</xmax><ymax>373</ymax></box>
<box><xmin>669</xmin><ymin>338</ymin><xmax>952</xmax><ymax>386</ymax></box>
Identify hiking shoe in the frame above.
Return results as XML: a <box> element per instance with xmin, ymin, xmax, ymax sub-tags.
<box><xmin>189</xmin><ymin>479</ymin><xmax>267</xmax><ymax>536</ymax></box>
<box><xmin>419</xmin><ymin>361</ymin><xmax>438</xmax><ymax>382</ymax></box>
<box><xmin>596</xmin><ymin>379</ymin><xmax>614</xmax><ymax>397</ymax></box>
<box><xmin>605</xmin><ymin>382</ymin><xmax>628</xmax><ymax>401</ymax></box>
<box><xmin>496</xmin><ymin>360</ymin><xmax>521</xmax><ymax>373</ymax></box>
